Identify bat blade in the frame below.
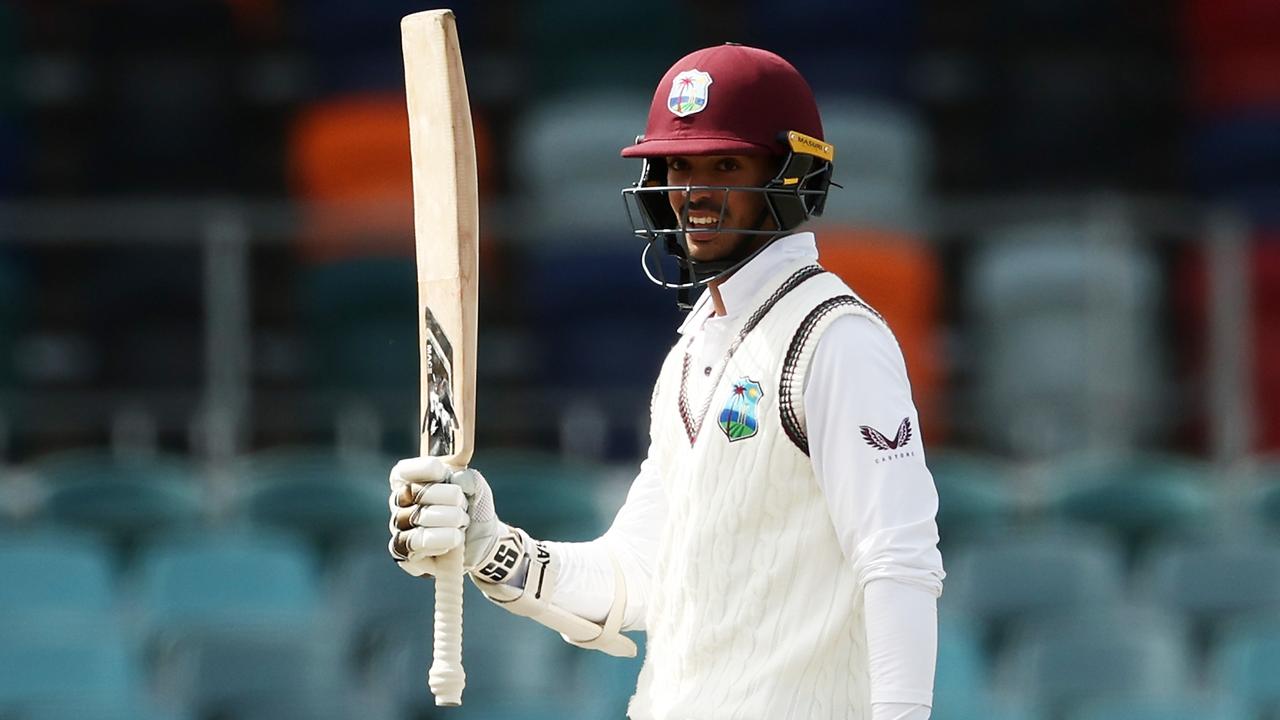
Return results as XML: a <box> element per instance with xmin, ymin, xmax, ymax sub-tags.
<box><xmin>401</xmin><ymin>7</ymin><xmax>478</xmax><ymax>708</ymax></box>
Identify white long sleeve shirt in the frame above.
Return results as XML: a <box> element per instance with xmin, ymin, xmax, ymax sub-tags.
<box><xmin>548</xmin><ymin>233</ymin><xmax>945</xmax><ymax>719</ymax></box>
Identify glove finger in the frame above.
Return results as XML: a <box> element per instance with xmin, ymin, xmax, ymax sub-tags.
<box><xmin>414</xmin><ymin>504</ymin><xmax>469</xmax><ymax>530</ymax></box>
<box><xmin>389</xmin><ymin>488</ymin><xmax>414</xmax><ymax>513</ymax></box>
<box><xmin>390</xmin><ymin>536</ymin><xmax>437</xmax><ymax>577</ymax></box>
<box><xmin>389</xmin><ymin>456</ymin><xmax>452</xmax><ymax>490</ymax></box>
<box><xmin>412</xmin><ymin>482</ymin><xmax>467</xmax><ymax>508</ymax></box>
<box><xmin>388</xmin><ymin>533</ymin><xmax>412</xmax><ymax>561</ymax></box>
<box><xmin>391</xmin><ymin>505</ymin><xmax>419</xmax><ymax>532</ymax></box>
<box><xmin>400</xmin><ymin>526</ymin><xmax>465</xmax><ymax>558</ymax></box>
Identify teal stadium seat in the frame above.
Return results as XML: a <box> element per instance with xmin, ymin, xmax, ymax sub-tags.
<box><xmin>927</xmin><ymin>452</ymin><xmax>1018</xmax><ymax>543</ymax></box>
<box><xmin>1068</xmin><ymin>695</ymin><xmax>1249</xmax><ymax>720</ymax></box>
<box><xmin>22</xmin><ymin>700</ymin><xmax>191</xmax><ymax>720</ymax></box>
<box><xmin>1139</xmin><ymin>534</ymin><xmax>1280</xmax><ymax>625</ymax></box>
<box><xmin>329</xmin><ymin>544</ymin><xmax>434</xmax><ymax>683</ymax></box>
<box><xmin>1046</xmin><ymin>452</ymin><xmax>1214</xmax><ymax>550</ymax></box>
<box><xmin>0</xmin><ymin>533</ymin><xmax>151</xmax><ymax>717</ymax></box>
<box><xmin>137</xmin><ymin>529</ymin><xmax>320</xmax><ymax>629</ymax></box>
<box><xmin>232</xmin><ymin>446</ymin><xmax>391</xmax><ymax>554</ymax></box>
<box><xmin>137</xmin><ymin>530</ymin><xmax>342</xmax><ymax>717</ymax></box>
<box><xmin>998</xmin><ymin>606</ymin><xmax>1193</xmax><ymax>715</ymax></box>
<box><xmin>944</xmin><ymin>525</ymin><xmax>1126</xmax><ymax>627</ymax></box>
<box><xmin>0</xmin><ymin>530</ymin><xmax>115</xmax><ymax>613</ymax></box>
<box><xmin>0</xmin><ymin>617</ymin><xmax>145</xmax><ymax>713</ymax></box>
<box><xmin>28</xmin><ymin>449</ymin><xmax>204</xmax><ymax>548</ymax></box>
<box><xmin>1252</xmin><ymin>461</ymin><xmax>1280</xmax><ymax>529</ymax></box>
<box><xmin>1213</xmin><ymin>620</ymin><xmax>1280</xmax><ymax>717</ymax></box>
<box><xmin>930</xmin><ymin>693</ymin><xmax>1043</xmax><ymax>720</ymax></box>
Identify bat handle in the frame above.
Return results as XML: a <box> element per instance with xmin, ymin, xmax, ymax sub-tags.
<box><xmin>429</xmin><ymin>546</ymin><xmax>466</xmax><ymax>706</ymax></box>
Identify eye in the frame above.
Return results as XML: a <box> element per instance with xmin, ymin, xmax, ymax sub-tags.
<box><xmin>666</xmin><ymin>158</ymin><xmax>689</xmax><ymax>172</ymax></box>
<box><xmin>715</xmin><ymin>158</ymin><xmax>740</xmax><ymax>172</ymax></box>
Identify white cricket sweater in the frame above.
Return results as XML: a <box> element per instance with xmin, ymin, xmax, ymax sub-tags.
<box><xmin>629</xmin><ymin>254</ymin><xmax>883</xmax><ymax>720</ymax></box>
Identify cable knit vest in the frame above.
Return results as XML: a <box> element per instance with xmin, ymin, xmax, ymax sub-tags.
<box><xmin>628</xmin><ymin>258</ymin><xmax>890</xmax><ymax>720</ymax></box>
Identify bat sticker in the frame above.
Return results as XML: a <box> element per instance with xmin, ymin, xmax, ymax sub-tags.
<box><xmin>422</xmin><ymin>306</ymin><xmax>458</xmax><ymax>457</ymax></box>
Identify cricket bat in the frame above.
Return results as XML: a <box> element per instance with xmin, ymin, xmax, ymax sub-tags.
<box><xmin>401</xmin><ymin>9</ymin><xmax>478</xmax><ymax>707</ymax></box>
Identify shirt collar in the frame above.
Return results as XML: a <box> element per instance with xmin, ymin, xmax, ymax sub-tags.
<box><xmin>676</xmin><ymin>231</ymin><xmax>819</xmax><ymax>335</ymax></box>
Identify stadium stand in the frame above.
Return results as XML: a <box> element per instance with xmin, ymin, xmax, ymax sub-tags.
<box><xmin>513</xmin><ymin>91</ymin><xmax>650</xmax><ymax>236</ymax></box>
<box><xmin>518</xmin><ymin>0</ymin><xmax>689</xmax><ymax>95</ymax></box>
<box><xmin>0</xmin><ymin>528</ymin><xmax>116</xmax><ymax>612</ymax></box>
<box><xmin>966</xmin><ymin>220</ymin><xmax>1166</xmax><ymax>455</ymax></box>
<box><xmin>293</xmin><ymin>256</ymin><xmax>418</xmax><ymax>407</ymax></box>
<box><xmin>136</xmin><ymin>528</ymin><xmax>320</xmax><ymax>627</ymax></box>
<box><xmin>942</xmin><ymin>525</ymin><xmax>1126</xmax><ymax>631</ymax></box>
<box><xmin>0</xmin><ymin>253</ymin><xmax>30</xmax><ymax>388</ymax></box>
<box><xmin>474</xmin><ymin>448</ymin><xmax>613</xmax><ymax>541</ymax></box>
<box><xmin>929</xmin><ymin>693</ymin><xmax>1043</xmax><ymax>720</ymax></box>
<box><xmin>375</xmin><ymin>583</ymin><xmax>578</xmax><ymax>720</ymax></box>
<box><xmin>286</xmin><ymin>94</ymin><xmax>416</xmax><ymax>261</ymax></box>
<box><xmin>136</xmin><ymin>529</ymin><xmax>343</xmax><ymax>717</ymax></box>
<box><xmin>571</xmin><ymin>634</ymin><xmax>647</xmax><ymax>720</ymax></box>
<box><xmin>932</xmin><ymin>615</ymin><xmax>990</xmax><ymax>709</ymax></box>
<box><xmin>812</xmin><ymin>98</ymin><xmax>929</xmax><ymax>230</ymax></box>
<box><xmin>1068</xmin><ymin>696</ymin><xmax>1250</xmax><ymax>720</ymax></box>
<box><xmin>230</xmin><ymin>446</ymin><xmax>390</xmax><ymax>556</ymax></box>
<box><xmin>747</xmin><ymin>0</ymin><xmax>917</xmax><ymax>100</ymax></box>
<box><xmin>1043</xmin><ymin>452</ymin><xmax>1216</xmax><ymax>555</ymax></box>
<box><xmin>26</xmin><ymin>449</ymin><xmax>205</xmax><ymax>551</ymax></box>
<box><xmin>1262</xmin><ymin>469</ymin><xmax>1280</xmax><ymax>528</ymax></box>
<box><xmin>1137</xmin><ymin>532</ymin><xmax>1280</xmax><ymax>629</ymax></box>
<box><xmin>1178</xmin><ymin>237</ymin><xmax>1280</xmax><ymax>451</ymax></box>
<box><xmin>925</xmin><ymin>451</ymin><xmax>1019</xmax><ymax>544</ymax></box>
<box><xmin>0</xmin><ymin>618</ymin><xmax>152</xmax><ymax>718</ymax></box>
<box><xmin>1</xmin><ymin>0</ymin><xmax>1276</xmax><ymax>716</ymax></box>
<box><xmin>815</xmin><ymin>227</ymin><xmax>945</xmax><ymax>439</ymax></box>
<box><xmin>293</xmin><ymin>0</ymin><xmax>453</xmax><ymax>94</ymax></box>
<box><xmin>997</xmin><ymin>606</ymin><xmax>1194</xmax><ymax>717</ymax></box>
<box><xmin>1184</xmin><ymin>0</ymin><xmax>1280</xmax><ymax>113</ymax></box>
<box><xmin>1211</xmin><ymin>619</ymin><xmax>1280</xmax><ymax>719</ymax></box>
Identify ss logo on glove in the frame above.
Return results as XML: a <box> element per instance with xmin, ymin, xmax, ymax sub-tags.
<box><xmin>474</xmin><ymin>531</ymin><xmax>525</xmax><ymax>584</ymax></box>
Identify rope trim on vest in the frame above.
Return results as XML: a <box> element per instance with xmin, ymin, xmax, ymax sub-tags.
<box><xmin>779</xmin><ymin>294</ymin><xmax>884</xmax><ymax>456</ymax></box>
<box><xmin>679</xmin><ymin>264</ymin><xmax>827</xmax><ymax>445</ymax></box>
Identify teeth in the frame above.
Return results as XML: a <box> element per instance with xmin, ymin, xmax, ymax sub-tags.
<box><xmin>688</xmin><ymin>216</ymin><xmax>719</xmax><ymax>226</ymax></box>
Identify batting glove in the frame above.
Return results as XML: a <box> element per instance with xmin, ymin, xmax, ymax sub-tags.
<box><xmin>388</xmin><ymin>456</ymin><xmax>503</xmax><ymax>577</ymax></box>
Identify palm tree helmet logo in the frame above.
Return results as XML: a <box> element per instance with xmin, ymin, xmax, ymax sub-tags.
<box><xmin>667</xmin><ymin>69</ymin><xmax>714</xmax><ymax>117</ymax></box>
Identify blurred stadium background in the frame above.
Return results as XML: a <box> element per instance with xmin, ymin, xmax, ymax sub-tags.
<box><xmin>1</xmin><ymin>0</ymin><xmax>1279</xmax><ymax>718</ymax></box>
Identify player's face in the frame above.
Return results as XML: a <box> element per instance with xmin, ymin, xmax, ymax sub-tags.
<box><xmin>665</xmin><ymin>155</ymin><xmax>777</xmax><ymax>263</ymax></box>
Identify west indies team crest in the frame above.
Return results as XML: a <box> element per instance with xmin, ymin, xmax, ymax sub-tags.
<box><xmin>668</xmin><ymin>69</ymin><xmax>713</xmax><ymax>117</ymax></box>
<box><xmin>718</xmin><ymin>377</ymin><xmax>763</xmax><ymax>442</ymax></box>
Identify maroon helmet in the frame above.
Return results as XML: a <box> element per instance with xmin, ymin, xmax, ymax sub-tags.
<box><xmin>619</xmin><ymin>44</ymin><xmax>836</xmax><ymax>304</ymax></box>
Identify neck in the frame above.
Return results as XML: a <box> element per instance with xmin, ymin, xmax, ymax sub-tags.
<box><xmin>707</xmin><ymin>280</ymin><xmax>727</xmax><ymax>316</ymax></box>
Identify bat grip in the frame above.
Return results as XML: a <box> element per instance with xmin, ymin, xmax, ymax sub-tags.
<box><xmin>429</xmin><ymin>546</ymin><xmax>466</xmax><ymax>706</ymax></box>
